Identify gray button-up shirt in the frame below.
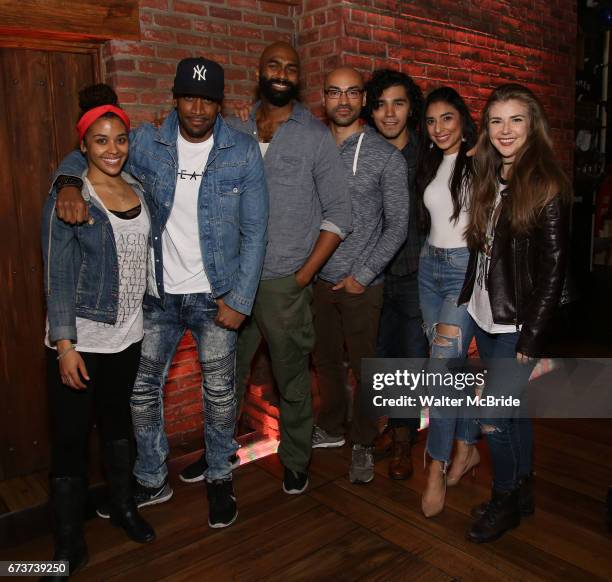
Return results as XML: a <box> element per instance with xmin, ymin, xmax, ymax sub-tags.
<box><xmin>226</xmin><ymin>102</ymin><xmax>352</xmax><ymax>280</ymax></box>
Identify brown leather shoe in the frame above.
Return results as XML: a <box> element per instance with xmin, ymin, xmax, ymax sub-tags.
<box><xmin>388</xmin><ymin>428</ymin><xmax>413</xmax><ymax>480</ymax></box>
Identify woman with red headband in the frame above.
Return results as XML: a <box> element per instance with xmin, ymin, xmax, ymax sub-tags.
<box><xmin>41</xmin><ymin>84</ymin><xmax>155</xmax><ymax>578</ymax></box>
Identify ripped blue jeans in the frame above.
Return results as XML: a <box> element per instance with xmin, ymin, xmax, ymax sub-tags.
<box><xmin>131</xmin><ymin>293</ymin><xmax>238</xmax><ymax>487</ymax></box>
<box><xmin>473</xmin><ymin>326</ymin><xmax>534</xmax><ymax>492</ymax></box>
<box><xmin>418</xmin><ymin>244</ymin><xmax>478</xmax><ymax>464</ymax></box>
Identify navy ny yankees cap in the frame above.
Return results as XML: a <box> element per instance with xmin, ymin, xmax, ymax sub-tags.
<box><xmin>173</xmin><ymin>57</ymin><xmax>224</xmax><ymax>102</ymax></box>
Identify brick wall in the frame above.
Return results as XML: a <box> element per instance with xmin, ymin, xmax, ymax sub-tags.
<box><xmin>298</xmin><ymin>0</ymin><xmax>577</xmax><ymax>167</ymax></box>
<box><xmin>103</xmin><ymin>0</ymin><xmax>297</xmax><ymax>125</ymax></box>
<box><xmin>101</xmin><ymin>0</ymin><xmax>576</xmax><ymax>446</ymax></box>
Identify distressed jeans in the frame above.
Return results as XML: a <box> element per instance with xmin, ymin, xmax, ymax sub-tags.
<box><xmin>131</xmin><ymin>293</ymin><xmax>238</xmax><ymax>486</ymax></box>
<box><xmin>419</xmin><ymin>244</ymin><xmax>479</xmax><ymax>463</ymax></box>
<box><xmin>473</xmin><ymin>326</ymin><xmax>534</xmax><ymax>492</ymax></box>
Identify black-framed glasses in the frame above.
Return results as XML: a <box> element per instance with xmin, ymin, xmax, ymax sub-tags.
<box><xmin>324</xmin><ymin>88</ymin><xmax>364</xmax><ymax>100</ymax></box>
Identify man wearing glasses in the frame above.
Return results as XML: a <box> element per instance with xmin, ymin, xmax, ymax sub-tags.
<box><xmin>311</xmin><ymin>67</ymin><xmax>409</xmax><ymax>485</ymax></box>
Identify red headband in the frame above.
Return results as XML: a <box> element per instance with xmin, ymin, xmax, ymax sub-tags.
<box><xmin>76</xmin><ymin>105</ymin><xmax>130</xmax><ymax>141</ymax></box>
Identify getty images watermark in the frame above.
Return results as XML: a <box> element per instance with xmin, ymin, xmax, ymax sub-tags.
<box><xmin>361</xmin><ymin>358</ymin><xmax>612</xmax><ymax>419</ymax></box>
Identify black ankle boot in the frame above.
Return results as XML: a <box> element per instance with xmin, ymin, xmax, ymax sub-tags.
<box><xmin>466</xmin><ymin>488</ymin><xmax>521</xmax><ymax>543</ymax></box>
<box><xmin>42</xmin><ymin>476</ymin><xmax>89</xmax><ymax>581</ymax></box>
<box><xmin>471</xmin><ymin>473</ymin><xmax>534</xmax><ymax>519</ymax></box>
<box><xmin>103</xmin><ymin>440</ymin><xmax>155</xmax><ymax>544</ymax></box>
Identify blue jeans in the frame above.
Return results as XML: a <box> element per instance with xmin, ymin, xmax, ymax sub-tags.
<box><xmin>131</xmin><ymin>293</ymin><xmax>238</xmax><ymax>486</ymax></box>
<box><xmin>419</xmin><ymin>244</ymin><xmax>478</xmax><ymax>463</ymax></box>
<box><xmin>473</xmin><ymin>325</ymin><xmax>534</xmax><ymax>492</ymax></box>
<box><xmin>377</xmin><ymin>273</ymin><xmax>428</xmax><ymax>434</ymax></box>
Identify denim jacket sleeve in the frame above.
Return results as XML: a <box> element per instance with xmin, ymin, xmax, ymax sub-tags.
<box><xmin>41</xmin><ymin>197</ymin><xmax>79</xmax><ymax>343</ymax></box>
<box><xmin>222</xmin><ymin>139</ymin><xmax>269</xmax><ymax>316</ymax></box>
<box><xmin>314</xmin><ymin>129</ymin><xmax>352</xmax><ymax>239</ymax></box>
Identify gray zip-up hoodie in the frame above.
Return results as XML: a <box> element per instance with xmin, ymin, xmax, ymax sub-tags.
<box><xmin>319</xmin><ymin>125</ymin><xmax>409</xmax><ymax>286</ymax></box>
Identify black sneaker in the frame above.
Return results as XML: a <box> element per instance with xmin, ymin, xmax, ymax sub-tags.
<box><xmin>179</xmin><ymin>453</ymin><xmax>241</xmax><ymax>483</ymax></box>
<box><xmin>96</xmin><ymin>480</ymin><xmax>173</xmax><ymax>519</ymax></box>
<box><xmin>206</xmin><ymin>479</ymin><xmax>237</xmax><ymax>528</ymax></box>
<box><xmin>282</xmin><ymin>467</ymin><xmax>309</xmax><ymax>495</ymax></box>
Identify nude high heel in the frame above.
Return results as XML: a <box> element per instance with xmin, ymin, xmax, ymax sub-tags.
<box><xmin>421</xmin><ymin>459</ymin><xmax>447</xmax><ymax>518</ymax></box>
<box><xmin>446</xmin><ymin>444</ymin><xmax>480</xmax><ymax>487</ymax></box>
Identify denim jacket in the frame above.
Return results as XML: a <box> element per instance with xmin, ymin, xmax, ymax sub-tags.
<box><xmin>53</xmin><ymin>112</ymin><xmax>269</xmax><ymax>315</ymax></box>
<box><xmin>42</xmin><ymin>173</ymin><xmax>151</xmax><ymax>343</ymax></box>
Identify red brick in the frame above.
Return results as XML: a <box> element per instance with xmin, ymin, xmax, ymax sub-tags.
<box><xmin>153</xmin><ymin>14</ymin><xmax>193</xmax><ymax>30</ymax></box>
<box><xmin>260</xmin><ymin>1</ymin><xmax>292</xmax><ymax>15</ymax></box>
<box><xmin>193</xmin><ymin>20</ymin><xmax>228</xmax><ymax>34</ymax></box>
<box><xmin>262</xmin><ymin>30</ymin><xmax>293</xmax><ymax>43</ymax></box>
<box><xmin>345</xmin><ymin>22</ymin><xmax>371</xmax><ymax>40</ymax></box>
<box><xmin>106</xmin><ymin>59</ymin><xmax>136</xmax><ymax>73</ymax></box>
<box><xmin>230</xmin><ymin>24</ymin><xmax>263</xmax><ymax>39</ymax></box>
<box><xmin>358</xmin><ymin>40</ymin><xmax>387</xmax><ymax>57</ymax></box>
<box><xmin>115</xmin><ymin>90</ymin><xmax>138</xmax><ymax>105</ymax></box>
<box><xmin>140</xmin><ymin>0</ymin><xmax>168</xmax><ymax>8</ymax></box>
<box><xmin>173</xmin><ymin>0</ymin><xmax>208</xmax><ymax>16</ymax></box>
<box><xmin>243</xmin><ymin>12</ymin><xmax>275</xmax><ymax>27</ymax></box>
<box><xmin>143</xmin><ymin>29</ymin><xmax>177</xmax><ymax>44</ymax></box>
<box><xmin>138</xmin><ymin>60</ymin><xmax>176</xmax><ymax>75</ymax></box>
<box><xmin>107</xmin><ymin>41</ymin><xmax>156</xmax><ymax>58</ymax></box>
<box><xmin>213</xmin><ymin>37</ymin><xmax>246</xmax><ymax>51</ymax></box>
<box><xmin>209</xmin><ymin>6</ymin><xmax>242</xmax><ymax>21</ymax></box>
<box><xmin>176</xmin><ymin>32</ymin><xmax>212</xmax><ymax>48</ymax></box>
<box><xmin>156</xmin><ymin>46</ymin><xmax>193</xmax><ymax>60</ymax></box>
<box><xmin>112</xmin><ymin>74</ymin><xmax>157</xmax><ymax>90</ymax></box>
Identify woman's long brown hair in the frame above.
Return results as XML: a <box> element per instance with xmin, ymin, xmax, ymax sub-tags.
<box><xmin>466</xmin><ymin>84</ymin><xmax>572</xmax><ymax>251</ymax></box>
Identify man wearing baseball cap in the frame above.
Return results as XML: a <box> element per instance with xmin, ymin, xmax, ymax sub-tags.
<box><xmin>51</xmin><ymin>57</ymin><xmax>269</xmax><ymax>529</ymax></box>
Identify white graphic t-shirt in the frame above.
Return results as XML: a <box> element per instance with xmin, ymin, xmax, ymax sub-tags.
<box><xmin>161</xmin><ymin>132</ymin><xmax>214</xmax><ymax>294</ymax></box>
<box><xmin>46</xmin><ymin>179</ymin><xmax>151</xmax><ymax>353</ymax></box>
<box><xmin>468</xmin><ymin>185</ymin><xmax>520</xmax><ymax>334</ymax></box>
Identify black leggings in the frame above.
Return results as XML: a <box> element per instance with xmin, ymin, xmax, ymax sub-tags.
<box><xmin>47</xmin><ymin>341</ymin><xmax>141</xmax><ymax>477</ymax></box>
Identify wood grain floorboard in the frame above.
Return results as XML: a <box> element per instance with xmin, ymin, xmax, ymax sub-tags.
<box><xmin>0</xmin><ymin>418</ymin><xmax>610</xmax><ymax>580</ymax></box>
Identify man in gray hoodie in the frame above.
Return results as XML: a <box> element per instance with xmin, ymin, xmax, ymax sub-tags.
<box><xmin>311</xmin><ymin>67</ymin><xmax>409</xmax><ymax>485</ymax></box>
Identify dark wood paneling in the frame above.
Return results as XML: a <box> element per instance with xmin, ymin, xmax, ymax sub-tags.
<box><xmin>0</xmin><ymin>47</ymin><xmax>99</xmax><ymax>479</ymax></box>
<box><xmin>0</xmin><ymin>0</ymin><xmax>139</xmax><ymax>41</ymax></box>
<box><xmin>49</xmin><ymin>52</ymin><xmax>97</xmax><ymax>162</ymax></box>
<box><xmin>0</xmin><ymin>48</ymin><xmax>55</xmax><ymax>480</ymax></box>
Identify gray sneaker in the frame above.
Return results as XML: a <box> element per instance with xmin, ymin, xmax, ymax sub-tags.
<box><xmin>312</xmin><ymin>425</ymin><xmax>346</xmax><ymax>449</ymax></box>
<box><xmin>349</xmin><ymin>444</ymin><xmax>374</xmax><ymax>484</ymax></box>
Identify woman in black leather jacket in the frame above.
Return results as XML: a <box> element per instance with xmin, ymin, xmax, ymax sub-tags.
<box><xmin>459</xmin><ymin>84</ymin><xmax>571</xmax><ymax>543</ymax></box>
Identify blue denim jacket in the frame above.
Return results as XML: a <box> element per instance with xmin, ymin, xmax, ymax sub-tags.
<box><xmin>42</xmin><ymin>173</ymin><xmax>151</xmax><ymax>343</ymax></box>
<box><xmin>53</xmin><ymin>112</ymin><xmax>269</xmax><ymax>315</ymax></box>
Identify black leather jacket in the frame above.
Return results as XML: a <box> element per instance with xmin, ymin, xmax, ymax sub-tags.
<box><xmin>458</xmin><ymin>191</ymin><xmax>570</xmax><ymax>357</ymax></box>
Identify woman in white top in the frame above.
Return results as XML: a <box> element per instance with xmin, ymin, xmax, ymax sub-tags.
<box><xmin>416</xmin><ymin>87</ymin><xmax>480</xmax><ymax>517</ymax></box>
<box><xmin>42</xmin><ymin>84</ymin><xmax>155</xmax><ymax>577</ymax></box>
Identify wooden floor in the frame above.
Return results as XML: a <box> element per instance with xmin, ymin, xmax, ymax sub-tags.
<box><xmin>2</xmin><ymin>419</ymin><xmax>611</xmax><ymax>581</ymax></box>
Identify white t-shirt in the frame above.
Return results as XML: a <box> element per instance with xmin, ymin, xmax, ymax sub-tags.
<box><xmin>46</xmin><ymin>180</ymin><xmax>150</xmax><ymax>353</ymax></box>
<box><xmin>468</xmin><ymin>186</ymin><xmax>519</xmax><ymax>334</ymax></box>
<box><xmin>259</xmin><ymin>142</ymin><xmax>270</xmax><ymax>158</ymax></box>
<box><xmin>162</xmin><ymin>132</ymin><xmax>214</xmax><ymax>294</ymax></box>
<box><xmin>423</xmin><ymin>152</ymin><xmax>470</xmax><ymax>249</ymax></box>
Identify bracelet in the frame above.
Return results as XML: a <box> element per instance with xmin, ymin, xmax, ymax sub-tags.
<box><xmin>55</xmin><ymin>175</ymin><xmax>83</xmax><ymax>191</ymax></box>
<box><xmin>57</xmin><ymin>345</ymin><xmax>76</xmax><ymax>360</ymax></box>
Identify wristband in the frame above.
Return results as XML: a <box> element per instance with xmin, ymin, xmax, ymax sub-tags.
<box><xmin>57</xmin><ymin>344</ymin><xmax>76</xmax><ymax>360</ymax></box>
<box><xmin>55</xmin><ymin>175</ymin><xmax>83</xmax><ymax>191</ymax></box>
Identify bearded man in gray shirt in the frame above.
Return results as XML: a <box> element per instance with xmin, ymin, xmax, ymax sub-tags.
<box><xmin>311</xmin><ymin>67</ymin><xmax>409</xmax><ymax>485</ymax></box>
<box><xmin>221</xmin><ymin>43</ymin><xmax>351</xmax><ymax>495</ymax></box>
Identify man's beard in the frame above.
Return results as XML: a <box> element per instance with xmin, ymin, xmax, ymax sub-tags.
<box><xmin>259</xmin><ymin>75</ymin><xmax>299</xmax><ymax>106</ymax></box>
